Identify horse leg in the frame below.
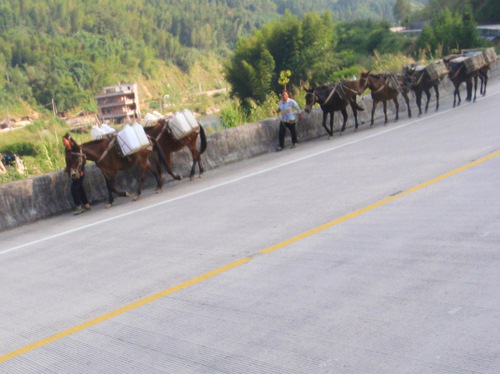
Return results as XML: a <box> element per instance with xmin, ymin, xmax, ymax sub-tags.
<box><xmin>149</xmin><ymin>161</ymin><xmax>164</xmax><ymax>192</ymax></box>
<box><xmin>187</xmin><ymin>138</ymin><xmax>201</xmax><ymax>180</ymax></box>
<box><xmin>350</xmin><ymin>101</ymin><xmax>359</xmax><ymax>131</ymax></box>
<box><xmin>104</xmin><ymin>178</ymin><xmax>114</xmax><ymax>207</ymax></box>
<box><xmin>329</xmin><ymin>111</ymin><xmax>335</xmax><ymax>138</ymax></box>
<box><xmin>164</xmin><ymin>153</ymin><xmax>182</xmax><ymax>181</ymax></box>
<box><xmin>104</xmin><ymin>173</ymin><xmax>129</xmax><ymax>208</ymax></box>
<box><xmin>416</xmin><ymin>90</ymin><xmax>423</xmax><ymax>116</ymax></box>
<box><xmin>455</xmin><ymin>85</ymin><xmax>461</xmax><ymax>107</ymax></box>
<box><xmin>321</xmin><ymin>111</ymin><xmax>332</xmax><ymax>138</ymax></box>
<box><xmin>392</xmin><ymin>98</ymin><xmax>399</xmax><ymax>122</ymax></box>
<box><xmin>424</xmin><ymin>89</ymin><xmax>431</xmax><ymax>113</ymax></box>
<box><xmin>466</xmin><ymin>79</ymin><xmax>472</xmax><ymax>102</ymax></box>
<box><xmin>383</xmin><ymin>100</ymin><xmax>389</xmax><ymax>124</ymax></box>
<box><xmin>144</xmin><ymin>155</ymin><xmax>164</xmax><ymax>194</ymax></box>
<box><xmin>434</xmin><ymin>85</ymin><xmax>439</xmax><ymax>111</ymax></box>
<box><xmin>340</xmin><ymin>108</ymin><xmax>348</xmax><ymax>134</ymax></box>
<box><xmin>403</xmin><ymin>92</ymin><xmax>411</xmax><ymax>118</ymax></box>
<box><xmin>482</xmin><ymin>73</ymin><xmax>487</xmax><ymax>96</ymax></box>
<box><xmin>370</xmin><ymin>100</ymin><xmax>377</xmax><ymax>127</ymax></box>
<box><xmin>473</xmin><ymin>75</ymin><xmax>478</xmax><ymax>102</ymax></box>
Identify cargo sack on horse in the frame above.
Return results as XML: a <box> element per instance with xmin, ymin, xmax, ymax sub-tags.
<box><xmin>304</xmin><ymin>81</ymin><xmax>365</xmax><ymax>138</ymax></box>
<box><xmin>144</xmin><ymin>110</ymin><xmax>207</xmax><ymax>181</ymax></box>
<box><xmin>62</xmin><ymin>133</ymin><xmax>163</xmax><ymax>208</ymax></box>
<box><xmin>424</xmin><ymin>60</ymin><xmax>449</xmax><ymax>82</ymax></box>
<box><xmin>359</xmin><ymin>72</ymin><xmax>412</xmax><ymax>126</ymax></box>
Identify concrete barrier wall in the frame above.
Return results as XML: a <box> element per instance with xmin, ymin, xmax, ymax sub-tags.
<box><xmin>1</xmin><ymin>59</ymin><xmax>498</xmax><ymax>232</ymax></box>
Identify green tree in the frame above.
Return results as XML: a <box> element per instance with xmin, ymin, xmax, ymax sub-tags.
<box><xmin>394</xmin><ymin>0</ymin><xmax>412</xmax><ymax>25</ymax></box>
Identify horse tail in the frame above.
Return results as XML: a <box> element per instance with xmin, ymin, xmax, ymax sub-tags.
<box><xmin>351</xmin><ymin>97</ymin><xmax>365</xmax><ymax>112</ymax></box>
<box><xmin>198</xmin><ymin>124</ymin><xmax>207</xmax><ymax>154</ymax></box>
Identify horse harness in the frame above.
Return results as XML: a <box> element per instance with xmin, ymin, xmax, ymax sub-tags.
<box><xmin>71</xmin><ymin>146</ymin><xmax>87</xmax><ymax>175</ymax></box>
<box><xmin>370</xmin><ymin>74</ymin><xmax>407</xmax><ymax>95</ymax></box>
<box><xmin>319</xmin><ymin>82</ymin><xmax>362</xmax><ymax>105</ymax></box>
<box><xmin>96</xmin><ymin>134</ymin><xmax>118</xmax><ymax>163</ymax></box>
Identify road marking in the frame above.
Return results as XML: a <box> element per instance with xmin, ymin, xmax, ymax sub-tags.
<box><xmin>2</xmin><ymin>88</ymin><xmax>500</xmax><ymax>256</ymax></box>
<box><xmin>1</xmin><ymin>148</ymin><xmax>500</xmax><ymax>363</ymax></box>
<box><xmin>0</xmin><ymin>257</ymin><xmax>252</xmax><ymax>364</ymax></box>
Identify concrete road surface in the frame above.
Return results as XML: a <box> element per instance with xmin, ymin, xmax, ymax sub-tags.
<box><xmin>1</xmin><ymin>79</ymin><xmax>500</xmax><ymax>373</ymax></box>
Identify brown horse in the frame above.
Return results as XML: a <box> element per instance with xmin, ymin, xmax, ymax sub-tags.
<box><xmin>360</xmin><ymin>72</ymin><xmax>412</xmax><ymax>126</ymax></box>
<box><xmin>62</xmin><ymin>133</ymin><xmax>163</xmax><ymax>207</ymax></box>
<box><xmin>144</xmin><ymin>118</ymin><xmax>207</xmax><ymax>180</ymax></box>
<box><xmin>402</xmin><ymin>65</ymin><xmax>441</xmax><ymax>116</ymax></box>
<box><xmin>304</xmin><ymin>81</ymin><xmax>365</xmax><ymax>138</ymax></box>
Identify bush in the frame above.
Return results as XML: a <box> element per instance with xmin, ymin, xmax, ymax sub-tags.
<box><xmin>0</xmin><ymin>141</ymin><xmax>38</xmax><ymax>156</ymax></box>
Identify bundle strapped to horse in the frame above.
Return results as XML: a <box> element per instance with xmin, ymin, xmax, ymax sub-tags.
<box><xmin>482</xmin><ymin>47</ymin><xmax>498</xmax><ymax>65</ymax></box>
<box><xmin>463</xmin><ymin>52</ymin><xmax>486</xmax><ymax>74</ymax></box>
<box><xmin>424</xmin><ymin>60</ymin><xmax>449</xmax><ymax>82</ymax></box>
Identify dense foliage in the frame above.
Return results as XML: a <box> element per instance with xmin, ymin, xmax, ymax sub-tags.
<box><xmin>224</xmin><ymin>12</ymin><xmax>413</xmax><ymax>107</ymax></box>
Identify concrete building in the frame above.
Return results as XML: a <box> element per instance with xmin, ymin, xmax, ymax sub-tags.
<box><xmin>95</xmin><ymin>83</ymin><xmax>141</xmax><ymax>124</ymax></box>
<box><xmin>477</xmin><ymin>25</ymin><xmax>500</xmax><ymax>41</ymax></box>
<box><xmin>391</xmin><ymin>23</ymin><xmax>500</xmax><ymax>41</ymax></box>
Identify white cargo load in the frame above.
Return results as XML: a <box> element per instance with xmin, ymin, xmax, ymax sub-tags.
<box><xmin>132</xmin><ymin>122</ymin><xmax>150</xmax><ymax>148</ymax></box>
<box><xmin>143</xmin><ymin>111</ymin><xmax>164</xmax><ymax>127</ymax></box>
<box><xmin>91</xmin><ymin>124</ymin><xmax>116</xmax><ymax>140</ymax></box>
<box><xmin>182</xmin><ymin>109</ymin><xmax>200</xmax><ymax>131</ymax></box>
<box><xmin>117</xmin><ymin>124</ymin><xmax>142</xmax><ymax>156</ymax></box>
<box><xmin>169</xmin><ymin>111</ymin><xmax>198</xmax><ymax>140</ymax></box>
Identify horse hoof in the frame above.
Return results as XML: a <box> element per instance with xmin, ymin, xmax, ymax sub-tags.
<box><xmin>199</xmin><ymin>173</ymin><xmax>204</xmax><ymax>178</ymax></box>
<box><xmin>133</xmin><ymin>195</ymin><xmax>140</xmax><ymax>201</ymax></box>
<box><xmin>328</xmin><ymin>136</ymin><xmax>333</xmax><ymax>140</ymax></box>
<box><xmin>156</xmin><ymin>189</ymin><xmax>162</xmax><ymax>194</ymax></box>
<box><xmin>190</xmin><ymin>176</ymin><xmax>194</xmax><ymax>181</ymax></box>
<box><xmin>125</xmin><ymin>192</ymin><xmax>130</xmax><ymax>197</ymax></box>
<box><xmin>106</xmin><ymin>204</ymin><xmax>113</xmax><ymax>209</ymax></box>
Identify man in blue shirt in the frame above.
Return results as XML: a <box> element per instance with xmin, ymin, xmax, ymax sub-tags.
<box><xmin>275</xmin><ymin>90</ymin><xmax>303</xmax><ymax>151</ymax></box>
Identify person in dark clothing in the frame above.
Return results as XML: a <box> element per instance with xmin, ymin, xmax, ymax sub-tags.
<box><xmin>65</xmin><ymin>148</ymin><xmax>91</xmax><ymax>215</ymax></box>
<box><xmin>275</xmin><ymin>90</ymin><xmax>303</xmax><ymax>151</ymax></box>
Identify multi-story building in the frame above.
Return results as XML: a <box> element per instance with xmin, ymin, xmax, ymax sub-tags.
<box><xmin>95</xmin><ymin>83</ymin><xmax>141</xmax><ymax>124</ymax></box>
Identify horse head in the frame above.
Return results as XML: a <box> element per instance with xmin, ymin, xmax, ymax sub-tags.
<box><xmin>304</xmin><ymin>87</ymin><xmax>318</xmax><ymax>114</ymax></box>
<box><xmin>359</xmin><ymin>71</ymin><xmax>371</xmax><ymax>91</ymax></box>
<box><xmin>62</xmin><ymin>133</ymin><xmax>86</xmax><ymax>180</ymax></box>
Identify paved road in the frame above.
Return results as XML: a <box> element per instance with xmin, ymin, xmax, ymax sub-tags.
<box><xmin>1</xmin><ymin>79</ymin><xmax>500</xmax><ymax>373</ymax></box>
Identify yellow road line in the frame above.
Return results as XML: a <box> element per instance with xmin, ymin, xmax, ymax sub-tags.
<box><xmin>2</xmin><ymin>149</ymin><xmax>499</xmax><ymax>363</ymax></box>
<box><xmin>0</xmin><ymin>258</ymin><xmax>251</xmax><ymax>363</ymax></box>
<box><xmin>259</xmin><ymin>149</ymin><xmax>500</xmax><ymax>254</ymax></box>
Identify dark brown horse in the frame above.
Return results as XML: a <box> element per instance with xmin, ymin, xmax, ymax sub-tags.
<box><xmin>62</xmin><ymin>133</ymin><xmax>163</xmax><ymax>207</ymax></box>
<box><xmin>304</xmin><ymin>81</ymin><xmax>365</xmax><ymax>138</ymax></box>
<box><xmin>402</xmin><ymin>65</ymin><xmax>441</xmax><ymax>116</ymax></box>
<box><xmin>443</xmin><ymin>57</ymin><xmax>476</xmax><ymax>107</ymax></box>
<box><xmin>360</xmin><ymin>72</ymin><xmax>412</xmax><ymax>126</ymax></box>
<box><xmin>144</xmin><ymin>118</ymin><xmax>207</xmax><ymax>180</ymax></box>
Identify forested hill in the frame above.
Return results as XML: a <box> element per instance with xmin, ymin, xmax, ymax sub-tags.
<box><xmin>0</xmin><ymin>0</ymin><xmax>408</xmax><ymax>114</ymax></box>
<box><xmin>0</xmin><ymin>0</ymin><xmax>495</xmax><ymax>115</ymax></box>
